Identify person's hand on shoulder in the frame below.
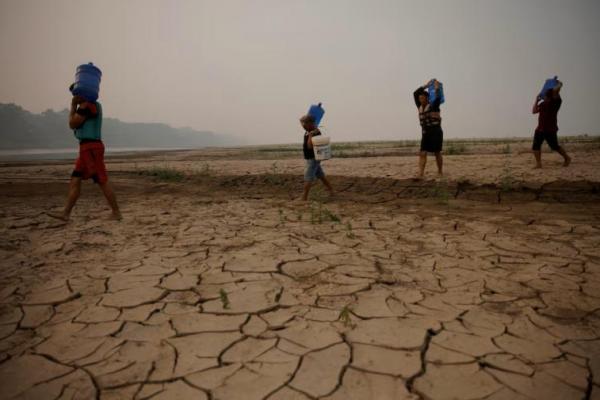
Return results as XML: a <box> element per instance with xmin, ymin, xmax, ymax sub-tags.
<box><xmin>71</xmin><ymin>96</ymin><xmax>84</xmax><ymax>107</ymax></box>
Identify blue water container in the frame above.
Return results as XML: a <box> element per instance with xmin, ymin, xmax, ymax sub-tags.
<box><xmin>307</xmin><ymin>103</ymin><xmax>325</xmax><ymax>126</ymax></box>
<box><xmin>539</xmin><ymin>76</ymin><xmax>558</xmax><ymax>98</ymax></box>
<box><xmin>71</xmin><ymin>63</ymin><xmax>102</xmax><ymax>101</ymax></box>
<box><xmin>428</xmin><ymin>81</ymin><xmax>445</xmax><ymax>105</ymax></box>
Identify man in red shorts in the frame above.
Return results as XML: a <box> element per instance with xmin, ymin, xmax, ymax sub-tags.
<box><xmin>48</xmin><ymin>91</ymin><xmax>122</xmax><ymax>221</ymax></box>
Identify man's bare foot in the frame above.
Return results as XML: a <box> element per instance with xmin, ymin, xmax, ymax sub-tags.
<box><xmin>533</xmin><ymin>164</ymin><xmax>542</xmax><ymax>169</ymax></box>
<box><xmin>109</xmin><ymin>212</ymin><xmax>123</xmax><ymax>221</ymax></box>
<box><xmin>46</xmin><ymin>212</ymin><xmax>69</xmax><ymax>222</ymax></box>
<box><xmin>414</xmin><ymin>174</ymin><xmax>424</xmax><ymax>181</ymax></box>
<box><xmin>563</xmin><ymin>156</ymin><xmax>571</xmax><ymax>167</ymax></box>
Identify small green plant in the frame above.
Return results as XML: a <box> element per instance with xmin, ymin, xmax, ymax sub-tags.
<box><xmin>309</xmin><ymin>202</ymin><xmax>340</xmax><ymax>224</ymax></box>
<box><xmin>310</xmin><ymin>201</ymin><xmax>322</xmax><ymax>224</ymax></box>
<box><xmin>339</xmin><ymin>306</ymin><xmax>354</xmax><ymax>328</ymax></box>
<box><xmin>198</xmin><ymin>163</ymin><xmax>211</xmax><ymax>175</ymax></box>
<box><xmin>430</xmin><ymin>178</ymin><xmax>450</xmax><ymax>204</ymax></box>
<box><xmin>323</xmin><ymin>208</ymin><xmax>340</xmax><ymax>223</ymax></box>
<box><xmin>500</xmin><ymin>163</ymin><xmax>514</xmax><ymax>192</ymax></box>
<box><xmin>138</xmin><ymin>167</ymin><xmax>185</xmax><ymax>182</ymax></box>
<box><xmin>456</xmin><ymin>176</ymin><xmax>469</xmax><ymax>185</ymax></box>
<box><xmin>307</xmin><ymin>189</ymin><xmax>340</xmax><ymax>224</ymax></box>
<box><xmin>345</xmin><ymin>221</ymin><xmax>355</xmax><ymax>239</ymax></box>
<box><xmin>296</xmin><ymin>211</ymin><xmax>303</xmax><ymax>221</ymax></box>
<box><xmin>219</xmin><ymin>289</ymin><xmax>230</xmax><ymax>309</ymax></box>
<box><xmin>502</xmin><ymin>144</ymin><xmax>512</xmax><ymax>154</ymax></box>
<box><xmin>445</xmin><ymin>143</ymin><xmax>467</xmax><ymax>155</ymax></box>
<box><xmin>266</xmin><ymin>162</ymin><xmax>282</xmax><ymax>185</ymax></box>
<box><xmin>278</xmin><ymin>208</ymin><xmax>285</xmax><ymax>224</ymax></box>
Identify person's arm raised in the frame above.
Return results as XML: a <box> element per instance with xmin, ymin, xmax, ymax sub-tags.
<box><xmin>532</xmin><ymin>96</ymin><xmax>541</xmax><ymax>114</ymax></box>
<box><xmin>413</xmin><ymin>88</ymin><xmax>423</xmax><ymax>107</ymax></box>
<box><xmin>551</xmin><ymin>80</ymin><xmax>563</xmax><ymax>98</ymax></box>
<box><xmin>69</xmin><ymin>97</ymin><xmax>86</xmax><ymax>129</ymax></box>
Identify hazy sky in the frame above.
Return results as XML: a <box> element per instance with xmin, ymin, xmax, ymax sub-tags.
<box><xmin>1</xmin><ymin>0</ymin><xmax>599</xmax><ymax>144</ymax></box>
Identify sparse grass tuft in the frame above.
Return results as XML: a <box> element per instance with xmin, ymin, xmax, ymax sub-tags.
<box><xmin>310</xmin><ymin>201</ymin><xmax>322</xmax><ymax>225</ymax></box>
<box><xmin>308</xmin><ymin>189</ymin><xmax>339</xmax><ymax>224</ymax></box>
<box><xmin>323</xmin><ymin>209</ymin><xmax>341</xmax><ymax>223</ymax></box>
<box><xmin>138</xmin><ymin>167</ymin><xmax>185</xmax><ymax>182</ymax></box>
<box><xmin>266</xmin><ymin>162</ymin><xmax>283</xmax><ymax>185</ymax></box>
<box><xmin>445</xmin><ymin>143</ymin><xmax>467</xmax><ymax>155</ymax></box>
<box><xmin>456</xmin><ymin>176</ymin><xmax>469</xmax><ymax>185</ymax></box>
<box><xmin>345</xmin><ymin>221</ymin><xmax>355</xmax><ymax>239</ymax></box>
<box><xmin>502</xmin><ymin>144</ymin><xmax>512</xmax><ymax>154</ymax></box>
<box><xmin>430</xmin><ymin>178</ymin><xmax>451</xmax><ymax>205</ymax></box>
<box><xmin>219</xmin><ymin>289</ymin><xmax>230</xmax><ymax>309</ymax></box>
<box><xmin>500</xmin><ymin>162</ymin><xmax>515</xmax><ymax>192</ymax></box>
<box><xmin>197</xmin><ymin>163</ymin><xmax>211</xmax><ymax>175</ymax></box>
<box><xmin>339</xmin><ymin>306</ymin><xmax>354</xmax><ymax>328</ymax></box>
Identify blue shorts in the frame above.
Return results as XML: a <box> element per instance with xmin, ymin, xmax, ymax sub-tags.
<box><xmin>304</xmin><ymin>159</ymin><xmax>325</xmax><ymax>182</ymax></box>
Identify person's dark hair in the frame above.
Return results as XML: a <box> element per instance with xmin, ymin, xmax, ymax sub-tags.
<box><xmin>300</xmin><ymin>114</ymin><xmax>316</xmax><ymax>124</ymax></box>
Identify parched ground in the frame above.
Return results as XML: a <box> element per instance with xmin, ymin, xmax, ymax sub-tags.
<box><xmin>1</xmin><ymin>145</ymin><xmax>600</xmax><ymax>399</ymax></box>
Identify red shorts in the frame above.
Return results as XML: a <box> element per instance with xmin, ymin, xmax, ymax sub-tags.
<box><xmin>72</xmin><ymin>141</ymin><xmax>108</xmax><ymax>184</ymax></box>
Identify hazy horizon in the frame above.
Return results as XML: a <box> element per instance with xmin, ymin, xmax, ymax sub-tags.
<box><xmin>1</xmin><ymin>0</ymin><xmax>599</xmax><ymax>145</ymax></box>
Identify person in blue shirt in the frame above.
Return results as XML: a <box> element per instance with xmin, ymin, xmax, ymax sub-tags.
<box><xmin>48</xmin><ymin>91</ymin><xmax>121</xmax><ymax>221</ymax></box>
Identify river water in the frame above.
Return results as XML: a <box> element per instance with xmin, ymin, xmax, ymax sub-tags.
<box><xmin>0</xmin><ymin>147</ymin><xmax>194</xmax><ymax>161</ymax></box>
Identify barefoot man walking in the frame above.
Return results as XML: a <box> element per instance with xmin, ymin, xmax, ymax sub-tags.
<box><xmin>531</xmin><ymin>79</ymin><xmax>571</xmax><ymax>168</ymax></box>
<box><xmin>413</xmin><ymin>79</ymin><xmax>444</xmax><ymax>179</ymax></box>
<box><xmin>48</xmin><ymin>88</ymin><xmax>121</xmax><ymax>221</ymax></box>
<box><xmin>300</xmin><ymin>114</ymin><xmax>333</xmax><ymax>201</ymax></box>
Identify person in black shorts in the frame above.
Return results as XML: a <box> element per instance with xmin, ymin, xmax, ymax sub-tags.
<box><xmin>531</xmin><ymin>80</ymin><xmax>571</xmax><ymax>168</ymax></box>
<box><xmin>413</xmin><ymin>79</ymin><xmax>443</xmax><ymax>179</ymax></box>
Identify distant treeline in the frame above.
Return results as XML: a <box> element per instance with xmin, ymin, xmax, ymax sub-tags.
<box><xmin>0</xmin><ymin>103</ymin><xmax>240</xmax><ymax>150</ymax></box>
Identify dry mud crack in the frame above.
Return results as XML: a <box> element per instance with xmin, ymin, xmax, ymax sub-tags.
<box><xmin>1</xmin><ymin>168</ymin><xmax>600</xmax><ymax>400</ymax></box>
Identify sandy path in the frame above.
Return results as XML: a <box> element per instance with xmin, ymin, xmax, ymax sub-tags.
<box><xmin>0</xmin><ymin>152</ymin><xmax>600</xmax><ymax>399</ymax></box>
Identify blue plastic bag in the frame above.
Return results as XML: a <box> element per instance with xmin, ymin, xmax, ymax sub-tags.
<box><xmin>428</xmin><ymin>81</ymin><xmax>445</xmax><ymax>105</ymax></box>
<box><xmin>307</xmin><ymin>103</ymin><xmax>325</xmax><ymax>126</ymax></box>
<box><xmin>539</xmin><ymin>76</ymin><xmax>558</xmax><ymax>98</ymax></box>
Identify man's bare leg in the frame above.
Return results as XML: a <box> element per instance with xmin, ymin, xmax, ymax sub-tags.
<box><xmin>48</xmin><ymin>177</ymin><xmax>81</xmax><ymax>221</ymax></box>
<box><xmin>435</xmin><ymin>151</ymin><xmax>443</xmax><ymax>176</ymax></box>
<box><xmin>319</xmin><ymin>176</ymin><xmax>334</xmax><ymax>196</ymax></box>
<box><xmin>533</xmin><ymin>150</ymin><xmax>542</xmax><ymax>169</ymax></box>
<box><xmin>302</xmin><ymin>181</ymin><xmax>313</xmax><ymax>201</ymax></box>
<box><xmin>417</xmin><ymin>152</ymin><xmax>427</xmax><ymax>179</ymax></box>
<box><xmin>556</xmin><ymin>146</ymin><xmax>571</xmax><ymax>167</ymax></box>
<box><xmin>98</xmin><ymin>181</ymin><xmax>122</xmax><ymax>220</ymax></box>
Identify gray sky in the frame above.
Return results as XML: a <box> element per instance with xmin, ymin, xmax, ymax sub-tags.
<box><xmin>1</xmin><ymin>0</ymin><xmax>599</xmax><ymax>144</ymax></box>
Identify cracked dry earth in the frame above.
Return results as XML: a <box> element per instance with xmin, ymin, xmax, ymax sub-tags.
<box><xmin>1</xmin><ymin>172</ymin><xmax>600</xmax><ymax>399</ymax></box>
